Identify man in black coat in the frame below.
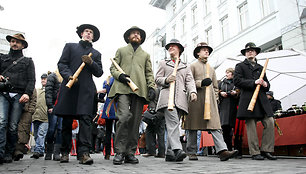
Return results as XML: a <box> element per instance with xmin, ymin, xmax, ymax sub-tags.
<box><xmin>266</xmin><ymin>91</ymin><xmax>282</xmax><ymax>113</ymax></box>
<box><xmin>234</xmin><ymin>42</ymin><xmax>276</xmax><ymax>160</ymax></box>
<box><xmin>0</xmin><ymin>33</ymin><xmax>35</xmax><ymax>164</ymax></box>
<box><xmin>53</xmin><ymin>24</ymin><xmax>103</xmax><ymax>165</ymax></box>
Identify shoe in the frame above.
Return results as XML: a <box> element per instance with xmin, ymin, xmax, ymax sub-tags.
<box><xmin>30</xmin><ymin>152</ymin><xmax>40</xmax><ymax>159</ymax></box>
<box><xmin>174</xmin><ymin>149</ymin><xmax>187</xmax><ymax>162</ymax></box>
<box><xmin>252</xmin><ymin>154</ymin><xmax>265</xmax><ymax>160</ymax></box>
<box><xmin>104</xmin><ymin>155</ymin><xmax>110</xmax><ymax>160</ymax></box>
<box><xmin>45</xmin><ymin>153</ymin><xmax>52</xmax><ymax>160</ymax></box>
<box><xmin>53</xmin><ymin>144</ymin><xmax>61</xmax><ymax>161</ymax></box>
<box><xmin>124</xmin><ymin>154</ymin><xmax>139</xmax><ymax>164</ymax></box>
<box><xmin>142</xmin><ymin>153</ymin><xmax>155</xmax><ymax>157</ymax></box>
<box><xmin>113</xmin><ymin>153</ymin><xmax>124</xmax><ymax>165</ymax></box>
<box><xmin>60</xmin><ymin>153</ymin><xmax>69</xmax><ymax>163</ymax></box>
<box><xmin>3</xmin><ymin>155</ymin><xmax>13</xmax><ymax>163</ymax></box>
<box><xmin>188</xmin><ymin>154</ymin><xmax>198</xmax><ymax>160</ymax></box>
<box><xmin>39</xmin><ymin>153</ymin><xmax>44</xmax><ymax>157</ymax></box>
<box><xmin>79</xmin><ymin>153</ymin><xmax>94</xmax><ymax>165</ymax></box>
<box><xmin>261</xmin><ymin>152</ymin><xmax>277</xmax><ymax>160</ymax></box>
<box><xmin>219</xmin><ymin>150</ymin><xmax>239</xmax><ymax>161</ymax></box>
<box><xmin>14</xmin><ymin>151</ymin><xmax>24</xmax><ymax>161</ymax></box>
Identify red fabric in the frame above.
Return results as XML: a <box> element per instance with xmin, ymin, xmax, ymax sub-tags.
<box><xmin>242</xmin><ymin>114</ymin><xmax>306</xmax><ymax>147</ymax></box>
<box><xmin>97</xmin><ymin>117</ymin><xmax>106</xmax><ymax>126</ymax></box>
<box><xmin>200</xmin><ymin>131</ymin><xmax>215</xmax><ymax>148</ymax></box>
<box><xmin>142</xmin><ymin>104</ymin><xmax>148</xmax><ymax>114</ymax></box>
<box><xmin>72</xmin><ymin>120</ymin><xmax>78</xmax><ymax>130</ymax></box>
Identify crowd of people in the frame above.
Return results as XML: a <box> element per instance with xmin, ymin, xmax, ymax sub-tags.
<box><xmin>0</xmin><ymin>23</ymin><xmax>281</xmax><ymax>165</ymax></box>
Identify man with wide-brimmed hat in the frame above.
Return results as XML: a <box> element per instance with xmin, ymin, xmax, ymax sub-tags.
<box><xmin>0</xmin><ymin>33</ymin><xmax>36</xmax><ymax>164</ymax></box>
<box><xmin>53</xmin><ymin>24</ymin><xmax>103</xmax><ymax>165</ymax></box>
<box><xmin>234</xmin><ymin>42</ymin><xmax>276</xmax><ymax>160</ymax></box>
<box><xmin>183</xmin><ymin>42</ymin><xmax>238</xmax><ymax>161</ymax></box>
<box><xmin>108</xmin><ymin>26</ymin><xmax>155</xmax><ymax>165</ymax></box>
<box><xmin>155</xmin><ymin>39</ymin><xmax>197</xmax><ymax>162</ymax></box>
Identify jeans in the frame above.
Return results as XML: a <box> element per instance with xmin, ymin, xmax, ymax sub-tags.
<box><xmin>45</xmin><ymin>113</ymin><xmax>62</xmax><ymax>145</ymax></box>
<box><xmin>0</xmin><ymin>93</ymin><xmax>24</xmax><ymax>158</ymax></box>
<box><xmin>33</xmin><ymin>121</ymin><xmax>48</xmax><ymax>154</ymax></box>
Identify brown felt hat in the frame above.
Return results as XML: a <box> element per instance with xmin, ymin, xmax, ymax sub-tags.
<box><xmin>165</xmin><ymin>39</ymin><xmax>184</xmax><ymax>55</ymax></box>
<box><xmin>193</xmin><ymin>42</ymin><xmax>213</xmax><ymax>58</ymax></box>
<box><xmin>6</xmin><ymin>33</ymin><xmax>28</xmax><ymax>48</ymax></box>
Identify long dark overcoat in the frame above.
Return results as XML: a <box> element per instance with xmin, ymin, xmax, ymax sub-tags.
<box><xmin>233</xmin><ymin>59</ymin><xmax>273</xmax><ymax>120</ymax></box>
<box><xmin>53</xmin><ymin>42</ymin><xmax>103</xmax><ymax>118</ymax></box>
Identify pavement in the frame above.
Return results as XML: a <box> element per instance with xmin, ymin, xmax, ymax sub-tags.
<box><xmin>1</xmin><ymin>153</ymin><xmax>305</xmax><ymax>174</ymax></box>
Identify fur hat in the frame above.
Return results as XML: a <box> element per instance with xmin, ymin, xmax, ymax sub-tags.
<box><xmin>123</xmin><ymin>26</ymin><xmax>146</xmax><ymax>45</ymax></box>
<box><xmin>76</xmin><ymin>24</ymin><xmax>100</xmax><ymax>42</ymax></box>
<box><xmin>6</xmin><ymin>33</ymin><xmax>28</xmax><ymax>48</ymax></box>
<box><xmin>193</xmin><ymin>42</ymin><xmax>213</xmax><ymax>58</ymax></box>
<box><xmin>165</xmin><ymin>39</ymin><xmax>184</xmax><ymax>55</ymax></box>
<box><xmin>241</xmin><ymin>42</ymin><xmax>261</xmax><ymax>56</ymax></box>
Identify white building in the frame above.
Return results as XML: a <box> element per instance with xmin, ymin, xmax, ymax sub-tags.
<box><xmin>146</xmin><ymin>0</ymin><xmax>306</xmax><ymax>74</ymax></box>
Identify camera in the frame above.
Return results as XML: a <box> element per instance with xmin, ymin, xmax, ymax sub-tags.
<box><xmin>226</xmin><ymin>91</ymin><xmax>232</xmax><ymax>96</ymax></box>
<box><xmin>0</xmin><ymin>77</ymin><xmax>12</xmax><ymax>92</ymax></box>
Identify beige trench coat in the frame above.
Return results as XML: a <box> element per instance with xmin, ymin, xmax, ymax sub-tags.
<box><xmin>183</xmin><ymin>60</ymin><xmax>221</xmax><ymax>130</ymax></box>
<box><xmin>155</xmin><ymin>59</ymin><xmax>197</xmax><ymax>114</ymax></box>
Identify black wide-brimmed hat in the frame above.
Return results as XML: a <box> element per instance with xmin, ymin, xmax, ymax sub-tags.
<box><xmin>165</xmin><ymin>39</ymin><xmax>184</xmax><ymax>54</ymax></box>
<box><xmin>6</xmin><ymin>33</ymin><xmax>28</xmax><ymax>48</ymax></box>
<box><xmin>123</xmin><ymin>26</ymin><xmax>146</xmax><ymax>45</ymax></box>
<box><xmin>76</xmin><ymin>24</ymin><xmax>100</xmax><ymax>42</ymax></box>
<box><xmin>241</xmin><ymin>42</ymin><xmax>261</xmax><ymax>56</ymax></box>
<box><xmin>193</xmin><ymin>42</ymin><xmax>213</xmax><ymax>58</ymax></box>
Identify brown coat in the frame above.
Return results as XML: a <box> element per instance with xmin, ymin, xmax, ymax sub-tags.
<box><xmin>183</xmin><ymin>60</ymin><xmax>221</xmax><ymax>130</ymax></box>
<box><xmin>155</xmin><ymin>59</ymin><xmax>196</xmax><ymax>114</ymax></box>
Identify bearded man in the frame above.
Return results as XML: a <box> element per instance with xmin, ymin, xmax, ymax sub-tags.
<box><xmin>108</xmin><ymin>26</ymin><xmax>155</xmax><ymax>165</ymax></box>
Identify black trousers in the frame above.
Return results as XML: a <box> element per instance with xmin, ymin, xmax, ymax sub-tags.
<box><xmin>61</xmin><ymin>115</ymin><xmax>92</xmax><ymax>156</ymax></box>
<box><xmin>104</xmin><ymin>119</ymin><xmax>117</xmax><ymax>155</ymax></box>
<box><xmin>221</xmin><ymin>125</ymin><xmax>233</xmax><ymax>151</ymax></box>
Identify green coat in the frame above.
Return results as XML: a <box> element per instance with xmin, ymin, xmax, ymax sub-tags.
<box><xmin>109</xmin><ymin>44</ymin><xmax>155</xmax><ymax>101</ymax></box>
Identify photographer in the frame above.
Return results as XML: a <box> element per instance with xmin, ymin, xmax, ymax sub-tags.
<box><xmin>218</xmin><ymin>68</ymin><xmax>239</xmax><ymax>152</ymax></box>
<box><xmin>0</xmin><ymin>33</ymin><xmax>35</xmax><ymax>164</ymax></box>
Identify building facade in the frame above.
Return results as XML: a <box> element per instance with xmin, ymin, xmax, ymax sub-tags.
<box><xmin>146</xmin><ymin>0</ymin><xmax>306</xmax><ymax>74</ymax></box>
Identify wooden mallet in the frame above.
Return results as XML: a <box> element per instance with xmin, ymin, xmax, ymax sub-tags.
<box><xmin>66</xmin><ymin>53</ymin><xmax>92</xmax><ymax>88</ymax></box>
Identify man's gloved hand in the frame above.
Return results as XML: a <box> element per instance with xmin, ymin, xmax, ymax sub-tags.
<box><xmin>118</xmin><ymin>73</ymin><xmax>130</xmax><ymax>85</ymax></box>
<box><xmin>201</xmin><ymin>78</ymin><xmax>212</xmax><ymax>87</ymax></box>
<box><xmin>82</xmin><ymin>55</ymin><xmax>93</xmax><ymax>65</ymax></box>
<box><xmin>148</xmin><ymin>101</ymin><xmax>157</xmax><ymax>114</ymax></box>
<box><xmin>148</xmin><ymin>87</ymin><xmax>156</xmax><ymax>101</ymax></box>
<box><xmin>68</xmin><ymin>76</ymin><xmax>78</xmax><ymax>83</ymax></box>
<box><xmin>166</xmin><ymin>74</ymin><xmax>176</xmax><ymax>83</ymax></box>
<box><xmin>190</xmin><ymin>93</ymin><xmax>197</xmax><ymax>102</ymax></box>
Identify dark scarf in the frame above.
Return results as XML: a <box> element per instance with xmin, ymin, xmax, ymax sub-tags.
<box><xmin>79</xmin><ymin>40</ymin><xmax>93</xmax><ymax>48</ymax></box>
<box><xmin>8</xmin><ymin>49</ymin><xmax>23</xmax><ymax>59</ymax></box>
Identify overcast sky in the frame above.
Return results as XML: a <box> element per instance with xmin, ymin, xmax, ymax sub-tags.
<box><xmin>0</xmin><ymin>0</ymin><xmax>166</xmax><ymax>89</ymax></box>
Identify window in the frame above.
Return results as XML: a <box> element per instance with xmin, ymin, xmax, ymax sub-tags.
<box><xmin>204</xmin><ymin>0</ymin><xmax>211</xmax><ymax>15</ymax></box>
<box><xmin>205</xmin><ymin>26</ymin><xmax>212</xmax><ymax>45</ymax></box>
<box><xmin>181</xmin><ymin>16</ymin><xmax>186</xmax><ymax>35</ymax></box>
<box><xmin>238</xmin><ymin>2</ymin><xmax>249</xmax><ymax>31</ymax></box>
<box><xmin>172</xmin><ymin>24</ymin><xmax>176</xmax><ymax>39</ymax></box>
<box><xmin>261</xmin><ymin>0</ymin><xmax>273</xmax><ymax>17</ymax></box>
<box><xmin>192</xmin><ymin>36</ymin><xmax>199</xmax><ymax>48</ymax></box>
<box><xmin>191</xmin><ymin>5</ymin><xmax>198</xmax><ymax>26</ymax></box>
<box><xmin>172</xmin><ymin>2</ymin><xmax>176</xmax><ymax>15</ymax></box>
<box><xmin>220</xmin><ymin>15</ymin><xmax>229</xmax><ymax>41</ymax></box>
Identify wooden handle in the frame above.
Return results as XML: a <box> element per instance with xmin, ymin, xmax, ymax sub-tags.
<box><xmin>204</xmin><ymin>63</ymin><xmax>211</xmax><ymax>120</ymax></box>
<box><xmin>110</xmin><ymin>58</ymin><xmax>139</xmax><ymax>92</ymax></box>
<box><xmin>168</xmin><ymin>57</ymin><xmax>180</xmax><ymax>111</ymax></box>
<box><xmin>247</xmin><ymin>58</ymin><xmax>269</xmax><ymax>111</ymax></box>
<box><xmin>66</xmin><ymin>53</ymin><xmax>92</xmax><ymax>88</ymax></box>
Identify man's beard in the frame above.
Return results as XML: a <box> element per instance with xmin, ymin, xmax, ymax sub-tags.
<box><xmin>129</xmin><ymin>37</ymin><xmax>141</xmax><ymax>44</ymax></box>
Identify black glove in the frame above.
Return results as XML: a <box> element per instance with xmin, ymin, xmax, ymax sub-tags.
<box><xmin>81</xmin><ymin>55</ymin><xmax>93</xmax><ymax>65</ymax></box>
<box><xmin>201</xmin><ymin>78</ymin><xmax>212</xmax><ymax>87</ymax></box>
<box><xmin>148</xmin><ymin>101</ymin><xmax>157</xmax><ymax>114</ymax></box>
<box><xmin>148</xmin><ymin>87</ymin><xmax>156</xmax><ymax>101</ymax></box>
<box><xmin>118</xmin><ymin>73</ymin><xmax>130</xmax><ymax>85</ymax></box>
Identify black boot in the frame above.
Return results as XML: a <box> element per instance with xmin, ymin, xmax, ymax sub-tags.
<box><xmin>53</xmin><ymin>144</ymin><xmax>61</xmax><ymax>161</ymax></box>
<box><xmin>45</xmin><ymin>143</ymin><xmax>54</xmax><ymax>160</ymax></box>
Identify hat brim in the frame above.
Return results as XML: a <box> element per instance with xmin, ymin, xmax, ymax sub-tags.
<box><xmin>76</xmin><ymin>24</ymin><xmax>100</xmax><ymax>42</ymax></box>
<box><xmin>6</xmin><ymin>35</ymin><xmax>28</xmax><ymax>48</ymax></box>
<box><xmin>124</xmin><ymin>28</ymin><xmax>146</xmax><ymax>45</ymax></box>
<box><xmin>165</xmin><ymin>43</ymin><xmax>184</xmax><ymax>54</ymax></box>
<box><xmin>193</xmin><ymin>46</ymin><xmax>213</xmax><ymax>58</ymax></box>
<box><xmin>241</xmin><ymin>47</ymin><xmax>261</xmax><ymax>56</ymax></box>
